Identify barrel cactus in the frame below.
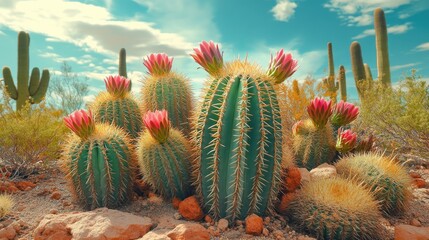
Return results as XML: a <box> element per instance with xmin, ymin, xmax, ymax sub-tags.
<box><xmin>191</xmin><ymin>41</ymin><xmax>297</xmax><ymax>220</ymax></box>
<box><xmin>287</xmin><ymin>177</ymin><xmax>384</xmax><ymax>240</ymax></box>
<box><xmin>91</xmin><ymin>75</ymin><xmax>142</xmax><ymax>140</ymax></box>
<box><xmin>141</xmin><ymin>53</ymin><xmax>193</xmax><ymax>136</ymax></box>
<box><xmin>336</xmin><ymin>152</ymin><xmax>412</xmax><ymax>215</ymax></box>
<box><xmin>61</xmin><ymin>110</ymin><xmax>135</xmax><ymax>209</ymax></box>
<box><xmin>137</xmin><ymin>110</ymin><xmax>192</xmax><ymax>199</ymax></box>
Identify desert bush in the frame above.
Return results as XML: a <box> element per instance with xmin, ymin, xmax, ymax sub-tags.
<box><xmin>357</xmin><ymin>70</ymin><xmax>429</xmax><ymax>160</ymax></box>
<box><xmin>0</xmin><ymin>81</ymin><xmax>67</xmax><ymax>177</ymax></box>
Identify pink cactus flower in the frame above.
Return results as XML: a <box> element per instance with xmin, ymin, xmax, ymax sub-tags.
<box><xmin>307</xmin><ymin>97</ymin><xmax>333</xmax><ymax>129</ymax></box>
<box><xmin>143</xmin><ymin>110</ymin><xmax>170</xmax><ymax>143</ymax></box>
<box><xmin>143</xmin><ymin>53</ymin><xmax>173</xmax><ymax>76</ymax></box>
<box><xmin>104</xmin><ymin>75</ymin><xmax>131</xmax><ymax>97</ymax></box>
<box><xmin>336</xmin><ymin>129</ymin><xmax>357</xmax><ymax>153</ymax></box>
<box><xmin>267</xmin><ymin>49</ymin><xmax>298</xmax><ymax>84</ymax></box>
<box><xmin>331</xmin><ymin>100</ymin><xmax>359</xmax><ymax>127</ymax></box>
<box><xmin>190</xmin><ymin>41</ymin><xmax>223</xmax><ymax>76</ymax></box>
<box><xmin>292</xmin><ymin>120</ymin><xmax>306</xmax><ymax>136</ymax></box>
<box><xmin>64</xmin><ymin>109</ymin><xmax>95</xmax><ymax>140</ymax></box>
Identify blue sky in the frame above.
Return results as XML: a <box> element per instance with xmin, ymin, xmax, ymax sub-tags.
<box><xmin>0</xmin><ymin>0</ymin><xmax>428</xmax><ymax>102</ymax></box>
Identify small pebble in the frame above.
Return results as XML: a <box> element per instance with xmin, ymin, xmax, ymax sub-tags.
<box><xmin>218</xmin><ymin>218</ymin><xmax>229</xmax><ymax>232</ymax></box>
<box><xmin>173</xmin><ymin>212</ymin><xmax>182</xmax><ymax>220</ymax></box>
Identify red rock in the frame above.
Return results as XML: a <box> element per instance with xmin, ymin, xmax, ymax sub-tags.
<box><xmin>276</xmin><ymin>192</ymin><xmax>296</xmax><ymax>214</ymax></box>
<box><xmin>0</xmin><ymin>181</ymin><xmax>19</xmax><ymax>193</ymax></box>
<box><xmin>33</xmin><ymin>208</ymin><xmax>153</xmax><ymax>240</ymax></box>
<box><xmin>0</xmin><ymin>225</ymin><xmax>17</xmax><ymax>240</ymax></box>
<box><xmin>283</xmin><ymin>167</ymin><xmax>301</xmax><ymax>192</ymax></box>
<box><xmin>167</xmin><ymin>223</ymin><xmax>210</xmax><ymax>240</ymax></box>
<box><xmin>413</xmin><ymin>178</ymin><xmax>427</xmax><ymax>188</ymax></box>
<box><xmin>245</xmin><ymin>214</ymin><xmax>263</xmax><ymax>236</ymax></box>
<box><xmin>172</xmin><ymin>197</ymin><xmax>181</xmax><ymax>209</ymax></box>
<box><xmin>15</xmin><ymin>181</ymin><xmax>36</xmax><ymax>191</ymax></box>
<box><xmin>394</xmin><ymin>224</ymin><xmax>429</xmax><ymax>240</ymax></box>
<box><xmin>204</xmin><ymin>215</ymin><xmax>213</xmax><ymax>224</ymax></box>
<box><xmin>50</xmin><ymin>191</ymin><xmax>62</xmax><ymax>200</ymax></box>
<box><xmin>178</xmin><ymin>196</ymin><xmax>204</xmax><ymax>221</ymax></box>
<box><xmin>410</xmin><ymin>172</ymin><xmax>422</xmax><ymax>178</ymax></box>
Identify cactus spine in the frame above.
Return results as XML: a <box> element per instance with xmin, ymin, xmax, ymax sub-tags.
<box><xmin>91</xmin><ymin>76</ymin><xmax>142</xmax><ymax>140</ymax></box>
<box><xmin>374</xmin><ymin>8</ymin><xmax>391</xmax><ymax>86</ymax></box>
<box><xmin>338</xmin><ymin>65</ymin><xmax>347</xmax><ymax>101</ymax></box>
<box><xmin>141</xmin><ymin>54</ymin><xmax>193</xmax><ymax>137</ymax></box>
<box><xmin>2</xmin><ymin>31</ymin><xmax>50</xmax><ymax>111</ymax></box>
<box><xmin>137</xmin><ymin>110</ymin><xmax>192</xmax><ymax>199</ymax></box>
<box><xmin>191</xmin><ymin>42</ymin><xmax>297</xmax><ymax>220</ymax></box>
<box><xmin>62</xmin><ymin>110</ymin><xmax>135</xmax><ymax>209</ymax></box>
<box><xmin>350</xmin><ymin>41</ymin><xmax>367</xmax><ymax>100</ymax></box>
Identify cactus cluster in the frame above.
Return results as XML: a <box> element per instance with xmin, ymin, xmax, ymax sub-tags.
<box><xmin>2</xmin><ymin>31</ymin><xmax>50</xmax><ymax>111</ymax></box>
<box><xmin>191</xmin><ymin>41</ymin><xmax>297</xmax><ymax>220</ymax></box>
<box><xmin>62</xmin><ymin>110</ymin><xmax>135</xmax><ymax>209</ymax></box>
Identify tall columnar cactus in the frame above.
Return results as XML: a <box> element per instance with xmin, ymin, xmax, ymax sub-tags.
<box><xmin>2</xmin><ymin>31</ymin><xmax>50</xmax><ymax>111</ymax></box>
<box><xmin>61</xmin><ymin>110</ymin><xmax>135</xmax><ymax>209</ymax></box>
<box><xmin>137</xmin><ymin>110</ymin><xmax>192</xmax><ymax>199</ymax></box>
<box><xmin>323</xmin><ymin>42</ymin><xmax>338</xmax><ymax>103</ymax></box>
<box><xmin>191</xmin><ymin>41</ymin><xmax>297</xmax><ymax>220</ymax></box>
<box><xmin>336</xmin><ymin>152</ymin><xmax>412</xmax><ymax>215</ymax></box>
<box><xmin>118</xmin><ymin>48</ymin><xmax>132</xmax><ymax>91</ymax></box>
<box><xmin>350</xmin><ymin>41</ymin><xmax>367</xmax><ymax>100</ymax></box>
<box><xmin>91</xmin><ymin>75</ymin><xmax>142</xmax><ymax>139</ymax></box>
<box><xmin>374</xmin><ymin>8</ymin><xmax>391</xmax><ymax>86</ymax></box>
<box><xmin>287</xmin><ymin>177</ymin><xmax>384</xmax><ymax>240</ymax></box>
<box><xmin>364</xmin><ymin>63</ymin><xmax>374</xmax><ymax>84</ymax></box>
<box><xmin>292</xmin><ymin>97</ymin><xmax>336</xmax><ymax>169</ymax></box>
<box><xmin>141</xmin><ymin>53</ymin><xmax>193</xmax><ymax>137</ymax></box>
<box><xmin>338</xmin><ymin>65</ymin><xmax>347</xmax><ymax>101</ymax></box>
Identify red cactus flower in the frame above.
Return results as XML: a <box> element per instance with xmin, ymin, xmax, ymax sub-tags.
<box><xmin>336</xmin><ymin>129</ymin><xmax>357</xmax><ymax>153</ymax></box>
<box><xmin>64</xmin><ymin>109</ymin><xmax>95</xmax><ymax>139</ymax></box>
<box><xmin>190</xmin><ymin>40</ymin><xmax>223</xmax><ymax>76</ymax></box>
<box><xmin>292</xmin><ymin>120</ymin><xmax>306</xmax><ymax>136</ymax></box>
<box><xmin>104</xmin><ymin>75</ymin><xmax>131</xmax><ymax>98</ymax></box>
<box><xmin>331</xmin><ymin>100</ymin><xmax>359</xmax><ymax>127</ymax></box>
<box><xmin>307</xmin><ymin>97</ymin><xmax>333</xmax><ymax>129</ymax></box>
<box><xmin>143</xmin><ymin>110</ymin><xmax>170</xmax><ymax>143</ymax></box>
<box><xmin>143</xmin><ymin>53</ymin><xmax>173</xmax><ymax>76</ymax></box>
<box><xmin>267</xmin><ymin>49</ymin><xmax>298</xmax><ymax>84</ymax></box>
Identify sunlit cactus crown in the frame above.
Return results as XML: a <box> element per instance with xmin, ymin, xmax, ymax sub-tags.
<box><xmin>331</xmin><ymin>100</ymin><xmax>359</xmax><ymax>127</ymax></box>
<box><xmin>143</xmin><ymin>53</ymin><xmax>173</xmax><ymax>76</ymax></box>
<box><xmin>143</xmin><ymin>110</ymin><xmax>170</xmax><ymax>143</ymax></box>
<box><xmin>64</xmin><ymin>109</ymin><xmax>95</xmax><ymax>140</ymax></box>
<box><xmin>307</xmin><ymin>97</ymin><xmax>333</xmax><ymax>129</ymax></box>
<box><xmin>336</xmin><ymin>128</ymin><xmax>357</xmax><ymax>153</ymax></box>
<box><xmin>104</xmin><ymin>75</ymin><xmax>131</xmax><ymax>98</ymax></box>
<box><xmin>191</xmin><ymin>41</ymin><xmax>297</xmax><ymax>84</ymax></box>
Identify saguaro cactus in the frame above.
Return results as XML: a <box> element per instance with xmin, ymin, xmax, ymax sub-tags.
<box><xmin>118</xmin><ymin>48</ymin><xmax>132</xmax><ymax>91</ymax></box>
<box><xmin>374</xmin><ymin>8</ymin><xmax>391</xmax><ymax>86</ymax></box>
<box><xmin>2</xmin><ymin>31</ymin><xmax>50</xmax><ymax>111</ymax></box>
<box><xmin>323</xmin><ymin>42</ymin><xmax>338</xmax><ymax>103</ymax></box>
<box><xmin>350</xmin><ymin>41</ymin><xmax>366</xmax><ymax>100</ymax></box>
<box><xmin>338</xmin><ymin>65</ymin><xmax>347</xmax><ymax>101</ymax></box>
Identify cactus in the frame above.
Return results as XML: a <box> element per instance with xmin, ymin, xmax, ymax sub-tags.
<box><xmin>137</xmin><ymin>110</ymin><xmax>192</xmax><ymax>199</ymax></box>
<box><xmin>287</xmin><ymin>177</ymin><xmax>384</xmax><ymax>240</ymax></box>
<box><xmin>374</xmin><ymin>8</ymin><xmax>391</xmax><ymax>86</ymax></box>
<box><xmin>350</xmin><ymin>41</ymin><xmax>368</xmax><ymax>100</ymax></box>
<box><xmin>2</xmin><ymin>31</ymin><xmax>50</xmax><ymax>111</ymax></box>
<box><xmin>191</xmin><ymin>41</ymin><xmax>297</xmax><ymax>220</ymax></box>
<box><xmin>338</xmin><ymin>65</ymin><xmax>347</xmax><ymax>101</ymax></box>
<box><xmin>364</xmin><ymin>63</ymin><xmax>373</xmax><ymax>82</ymax></box>
<box><xmin>330</xmin><ymin>100</ymin><xmax>359</xmax><ymax>129</ymax></box>
<box><xmin>91</xmin><ymin>75</ymin><xmax>142</xmax><ymax>140</ymax></box>
<box><xmin>336</xmin><ymin>152</ymin><xmax>412</xmax><ymax>215</ymax></box>
<box><xmin>118</xmin><ymin>48</ymin><xmax>132</xmax><ymax>91</ymax></box>
<box><xmin>61</xmin><ymin>110</ymin><xmax>135</xmax><ymax>209</ymax></box>
<box><xmin>0</xmin><ymin>194</ymin><xmax>14</xmax><ymax>219</ymax></box>
<box><xmin>335</xmin><ymin>128</ymin><xmax>357</xmax><ymax>153</ymax></box>
<box><xmin>322</xmin><ymin>43</ymin><xmax>339</xmax><ymax>103</ymax></box>
<box><xmin>141</xmin><ymin>53</ymin><xmax>193</xmax><ymax>137</ymax></box>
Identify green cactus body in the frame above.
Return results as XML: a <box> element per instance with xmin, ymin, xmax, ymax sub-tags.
<box><xmin>193</xmin><ymin>61</ymin><xmax>283</xmax><ymax>220</ymax></box>
<box><xmin>62</xmin><ymin>124</ymin><xmax>134</xmax><ymax>209</ymax></box>
<box><xmin>336</xmin><ymin>152</ymin><xmax>412</xmax><ymax>215</ymax></box>
<box><xmin>323</xmin><ymin>43</ymin><xmax>338</xmax><ymax>103</ymax></box>
<box><xmin>338</xmin><ymin>65</ymin><xmax>347</xmax><ymax>101</ymax></box>
<box><xmin>364</xmin><ymin>63</ymin><xmax>374</xmax><ymax>87</ymax></box>
<box><xmin>118</xmin><ymin>48</ymin><xmax>132</xmax><ymax>91</ymax></box>
<box><xmin>350</xmin><ymin>41</ymin><xmax>367</xmax><ymax>100</ymax></box>
<box><xmin>141</xmin><ymin>73</ymin><xmax>193</xmax><ymax>136</ymax></box>
<box><xmin>137</xmin><ymin>128</ymin><xmax>192</xmax><ymax>199</ymax></box>
<box><xmin>374</xmin><ymin>8</ymin><xmax>391</xmax><ymax>86</ymax></box>
<box><xmin>293</xmin><ymin>119</ymin><xmax>336</xmax><ymax>170</ymax></box>
<box><xmin>91</xmin><ymin>92</ymin><xmax>142</xmax><ymax>140</ymax></box>
<box><xmin>2</xmin><ymin>31</ymin><xmax>50</xmax><ymax>111</ymax></box>
<box><xmin>287</xmin><ymin>177</ymin><xmax>384</xmax><ymax>240</ymax></box>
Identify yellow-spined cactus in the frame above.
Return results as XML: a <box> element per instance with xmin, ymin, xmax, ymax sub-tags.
<box><xmin>0</xmin><ymin>194</ymin><xmax>14</xmax><ymax>219</ymax></box>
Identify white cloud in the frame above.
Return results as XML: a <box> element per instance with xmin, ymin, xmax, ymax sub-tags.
<box><xmin>0</xmin><ymin>0</ymin><xmax>194</xmax><ymax>60</ymax></box>
<box><xmin>391</xmin><ymin>62</ymin><xmax>419</xmax><ymax>71</ymax></box>
<box><xmin>353</xmin><ymin>22</ymin><xmax>412</xmax><ymax>39</ymax></box>
<box><xmin>416</xmin><ymin>42</ymin><xmax>429</xmax><ymax>51</ymax></box>
<box><xmin>39</xmin><ymin>51</ymin><xmax>93</xmax><ymax>65</ymax></box>
<box><xmin>324</xmin><ymin>0</ymin><xmax>412</xmax><ymax>26</ymax></box>
<box><xmin>271</xmin><ymin>0</ymin><xmax>297</xmax><ymax>22</ymax></box>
